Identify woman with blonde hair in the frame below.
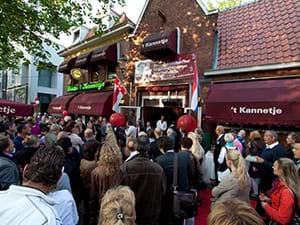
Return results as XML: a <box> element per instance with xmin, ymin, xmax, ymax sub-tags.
<box><xmin>208</xmin><ymin>199</ymin><xmax>265</xmax><ymax>225</ymax></box>
<box><xmin>89</xmin><ymin>127</ymin><xmax>123</xmax><ymax>225</ymax></box>
<box><xmin>211</xmin><ymin>149</ymin><xmax>250</xmax><ymax>206</ymax></box>
<box><xmin>99</xmin><ymin>185</ymin><xmax>136</xmax><ymax>225</ymax></box>
<box><xmin>187</xmin><ymin>132</ymin><xmax>205</xmax><ymax>164</ymax></box>
<box><xmin>260</xmin><ymin>158</ymin><xmax>300</xmax><ymax>225</ymax></box>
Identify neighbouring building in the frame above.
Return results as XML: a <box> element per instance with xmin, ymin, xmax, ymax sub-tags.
<box><xmin>126</xmin><ymin>0</ymin><xmax>217</xmax><ymax>127</ymax></box>
<box><xmin>203</xmin><ymin>0</ymin><xmax>300</xmax><ymax>135</ymax></box>
<box><xmin>0</xmin><ymin>43</ymin><xmax>64</xmax><ymax>113</ymax></box>
<box><xmin>48</xmin><ymin>12</ymin><xmax>135</xmax><ymax>119</ymax></box>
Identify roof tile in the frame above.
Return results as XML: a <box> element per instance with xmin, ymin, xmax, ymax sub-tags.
<box><xmin>217</xmin><ymin>0</ymin><xmax>300</xmax><ymax>69</ymax></box>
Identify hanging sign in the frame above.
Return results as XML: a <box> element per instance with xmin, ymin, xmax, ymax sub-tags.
<box><xmin>66</xmin><ymin>81</ymin><xmax>105</xmax><ymax>92</ymax></box>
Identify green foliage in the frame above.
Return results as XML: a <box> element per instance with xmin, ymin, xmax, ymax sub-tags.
<box><xmin>207</xmin><ymin>0</ymin><xmax>242</xmax><ymax>11</ymax></box>
<box><xmin>0</xmin><ymin>0</ymin><xmax>125</xmax><ymax>70</ymax></box>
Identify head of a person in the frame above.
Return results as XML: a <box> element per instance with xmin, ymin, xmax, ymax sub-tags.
<box><xmin>208</xmin><ymin>199</ymin><xmax>265</xmax><ymax>225</ymax></box>
<box><xmin>99</xmin><ymin>185</ymin><xmax>136</xmax><ymax>225</ymax></box>
<box><xmin>293</xmin><ymin>135</ymin><xmax>300</xmax><ymax>160</ymax></box>
<box><xmin>166</xmin><ymin>128</ymin><xmax>174</xmax><ymax>136</ymax></box>
<box><xmin>273</xmin><ymin>158</ymin><xmax>300</xmax><ymax>197</ymax></box>
<box><xmin>17</xmin><ymin>122</ymin><xmax>31</xmax><ymax>136</ymax></box>
<box><xmin>84</xmin><ymin>128</ymin><xmax>94</xmax><ymax>140</ymax></box>
<box><xmin>136</xmin><ymin>135</ymin><xmax>149</xmax><ymax>156</ymax></box>
<box><xmin>50</xmin><ymin>124</ymin><xmax>61</xmax><ymax>134</ymax></box>
<box><xmin>264</xmin><ymin>130</ymin><xmax>278</xmax><ymax>145</ymax></box>
<box><xmin>146</xmin><ymin>129</ymin><xmax>155</xmax><ymax>139</ymax></box>
<box><xmin>22</xmin><ymin>145</ymin><xmax>65</xmax><ymax>192</ymax></box>
<box><xmin>0</xmin><ymin>134</ymin><xmax>14</xmax><ymax>154</ymax></box>
<box><xmin>146</xmin><ymin>121</ymin><xmax>151</xmax><ymax>127</ymax></box>
<box><xmin>23</xmin><ymin>135</ymin><xmax>40</xmax><ymax>148</ymax></box>
<box><xmin>125</xmin><ymin>137</ymin><xmax>136</xmax><ymax>155</ymax></box>
<box><xmin>56</xmin><ymin>137</ymin><xmax>73</xmax><ymax>155</ymax></box>
<box><xmin>72</xmin><ymin>126</ymin><xmax>80</xmax><ymax>135</ymax></box>
<box><xmin>194</xmin><ymin>127</ymin><xmax>203</xmax><ymax>142</ymax></box>
<box><xmin>181</xmin><ymin>137</ymin><xmax>193</xmax><ymax>150</ymax></box>
<box><xmin>154</xmin><ymin>127</ymin><xmax>162</xmax><ymax>139</ymax></box>
<box><xmin>83</xmin><ymin>140</ymin><xmax>101</xmax><ymax>161</ymax></box>
<box><xmin>226</xmin><ymin>149</ymin><xmax>248</xmax><ymax>187</ymax></box>
<box><xmin>230</xmin><ymin>129</ymin><xmax>238</xmax><ymax>139</ymax></box>
<box><xmin>238</xmin><ymin>129</ymin><xmax>246</xmax><ymax>138</ymax></box>
<box><xmin>157</xmin><ymin>136</ymin><xmax>174</xmax><ymax>153</ymax></box>
<box><xmin>4</xmin><ymin>121</ymin><xmax>16</xmax><ymax>133</ymax></box>
<box><xmin>286</xmin><ymin>132</ymin><xmax>296</xmax><ymax>146</ymax></box>
<box><xmin>160</xmin><ymin>115</ymin><xmax>165</xmax><ymax>121</ymax></box>
<box><xmin>87</xmin><ymin>121</ymin><xmax>94</xmax><ymax>129</ymax></box>
<box><xmin>215</xmin><ymin>125</ymin><xmax>225</xmax><ymax>136</ymax></box>
<box><xmin>248</xmin><ymin>130</ymin><xmax>262</xmax><ymax>142</ymax></box>
<box><xmin>224</xmin><ymin>133</ymin><xmax>234</xmax><ymax>144</ymax></box>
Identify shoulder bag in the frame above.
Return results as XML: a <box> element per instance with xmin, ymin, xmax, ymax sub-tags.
<box><xmin>173</xmin><ymin>152</ymin><xmax>198</xmax><ymax>219</ymax></box>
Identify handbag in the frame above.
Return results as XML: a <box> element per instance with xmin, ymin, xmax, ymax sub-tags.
<box><xmin>290</xmin><ymin>191</ymin><xmax>300</xmax><ymax>225</ymax></box>
<box><xmin>173</xmin><ymin>152</ymin><xmax>198</xmax><ymax>219</ymax></box>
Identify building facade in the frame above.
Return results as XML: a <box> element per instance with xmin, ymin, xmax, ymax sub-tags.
<box><xmin>48</xmin><ymin>13</ymin><xmax>135</xmax><ymax>118</ymax></box>
<box><xmin>127</xmin><ymin>0</ymin><xmax>217</xmax><ymax>127</ymax></box>
<box><xmin>0</xmin><ymin>43</ymin><xmax>64</xmax><ymax>113</ymax></box>
<box><xmin>203</xmin><ymin>0</ymin><xmax>300</xmax><ymax>133</ymax></box>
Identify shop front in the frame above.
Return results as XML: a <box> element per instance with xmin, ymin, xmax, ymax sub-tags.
<box><xmin>205</xmin><ymin>78</ymin><xmax>300</xmax><ymax>127</ymax></box>
<box><xmin>135</xmin><ymin>53</ymin><xmax>198</xmax><ymax>126</ymax></box>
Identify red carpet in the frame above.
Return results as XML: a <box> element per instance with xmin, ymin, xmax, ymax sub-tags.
<box><xmin>194</xmin><ymin>189</ymin><xmax>258</xmax><ymax>225</ymax></box>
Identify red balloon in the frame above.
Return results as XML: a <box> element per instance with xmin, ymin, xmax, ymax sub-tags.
<box><xmin>62</xmin><ymin>110</ymin><xmax>68</xmax><ymax>117</ymax></box>
<box><xmin>177</xmin><ymin>115</ymin><xmax>197</xmax><ymax>133</ymax></box>
<box><xmin>109</xmin><ymin>113</ymin><xmax>125</xmax><ymax>126</ymax></box>
<box><xmin>34</xmin><ymin>96</ymin><xmax>39</xmax><ymax>101</ymax></box>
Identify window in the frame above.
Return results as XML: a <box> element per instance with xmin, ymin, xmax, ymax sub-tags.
<box><xmin>73</xmin><ymin>30</ymin><xmax>80</xmax><ymax>43</ymax></box>
<box><xmin>38</xmin><ymin>68</ymin><xmax>52</xmax><ymax>87</ymax></box>
<box><xmin>107</xmin><ymin>61</ymin><xmax>116</xmax><ymax>80</ymax></box>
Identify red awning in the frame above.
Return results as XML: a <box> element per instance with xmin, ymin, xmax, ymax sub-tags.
<box><xmin>140</xmin><ymin>30</ymin><xmax>177</xmax><ymax>58</ymax></box>
<box><xmin>205</xmin><ymin>78</ymin><xmax>300</xmax><ymax>126</ymax></box>
<box><xmin>58</xmin><ymin>57</ymin><xmax>77</xmax><ymax>74</ymax></box>
<box><xmin>0</xmin><ymin>99</ymin><xmax>33</xmax><ymax>116</ymax></box>
<box><xmin>47</xmin><ymin>95</ymin><xmax>76</xmax><ymax>115</ymax></box>
<box><xmin>90</xmin><ymin>44</ymin><xmax>117</xmax><ymax>63</ymax></box>
<box><xmin>74</xmin><ymin>51</ymin><xmax>93</xmax><ymax>68</ymax></box>
<box><xmin>68</xmin><ymin>92</ymin><xmax>113</xmax><ymax>116</ymax></box>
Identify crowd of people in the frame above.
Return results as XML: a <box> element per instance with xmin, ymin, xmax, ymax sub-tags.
<box><xmin>0</xmin><ymin>113</ymin><xmax>299</xmax><ymax>225</ymax></box>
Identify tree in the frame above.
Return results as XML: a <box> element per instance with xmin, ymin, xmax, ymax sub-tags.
<box><xmin>0</xmin><ymin>0</ymin><xmax>124</xmax><ymax>70</ymax></box>
<box><xmin>207</xmin><ymin>0</ymin><xmax>242</xmax><ymax>11</ymax></box>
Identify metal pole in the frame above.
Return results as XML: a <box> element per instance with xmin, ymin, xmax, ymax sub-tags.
<box><xmin>129</xmin><ymin>82</ymin><xmax>132</xmax><ymax>106</ymax></box>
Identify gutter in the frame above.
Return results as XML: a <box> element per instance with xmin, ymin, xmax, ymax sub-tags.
<box><xmin>59</xmin><ymin>23</ymin><xmax>135</xmax><ymax>57</ymax></box>
<box><xmin>204</xmin><ymin>61</ymin><xmax>300</xmax><ymax>76</ymax></box>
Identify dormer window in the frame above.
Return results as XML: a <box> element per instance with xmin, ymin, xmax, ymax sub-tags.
<box><xmin>73</xmin><ymin>30</ymin><xmax>80</xmax><ymax>43</ymax></box>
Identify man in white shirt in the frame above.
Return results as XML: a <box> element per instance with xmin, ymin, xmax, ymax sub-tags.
<box><xmin>156</xmin><ymin>115</ymin><xmax>167</xmax><ymax>132</ymax></box>
<box><xmin>69</xmin><ymin>126</ymin><xmax>84</xmax><ymax>152</ymax></box>
<box><xmin>0</xmin><ymin>145</ymin><xmax>65</xmax><ymax>225</ymax></box>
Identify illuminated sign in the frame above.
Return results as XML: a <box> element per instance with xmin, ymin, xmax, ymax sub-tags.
<box><xmin>66</xmin><ymin>81</ymin><xmax>105</xmax><ymax>92</ymax></box>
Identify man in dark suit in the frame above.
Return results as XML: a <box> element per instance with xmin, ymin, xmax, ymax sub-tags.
<box><xmin>155</xmin><ymin>136</ymin><xmax>194</xmax><ymax>225</ymax></box>
<box><xmin>120</xmin><ymin>136</ymin><xmax>166</xmax><ymax>225</ymax></box>
<box><xmin>256</xmin><ymin>130</ymin><xmax>286</xmax><ymax>193</ymax></box>
<box><xmin>214</xmin><ymin>125</ymin><xmax>226</xmax><ymax>184</ymax></box>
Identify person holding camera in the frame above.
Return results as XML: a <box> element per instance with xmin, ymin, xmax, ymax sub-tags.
<box><xmin>259</xmin><ymin>158</ymin><xmax>300</xmax><ymax>225</ymax></box>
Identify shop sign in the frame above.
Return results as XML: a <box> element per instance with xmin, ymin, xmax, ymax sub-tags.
<box><xmin>135</xmin><ymin>53</ymin><xmax>196</xmax><ymax>84</ymax></box>
<box><xmin>66</xmin><ymin>81</ymin><xmax>105</xmax><ymax>92</ymax></box>
<box><xmin>230</xmin><ymin>106</ymin><xmax>283</xmax><ymax>116</ymax></box>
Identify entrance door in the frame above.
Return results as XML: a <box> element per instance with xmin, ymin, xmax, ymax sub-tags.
<box><xmin>143</xmin><ymin>106</ymin><xmax>184</xmax><ymax>129</ymax></box>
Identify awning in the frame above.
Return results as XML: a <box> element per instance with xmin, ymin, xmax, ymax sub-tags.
<box><xmin>140</xmin><ymin>30</ymin><xmax>177</xmax><ymax>58</ymax></box>
<box><xmin>90</xmin><ymin>44</ymin><xmax>117</xmax><ymax>63</ymax></box>
<box><xmin>68</xmin><ymin>92</ymin><xmax>113</xmax><ymax>116</ymax></box>
<box><xmin>58</xmin><ymin>57</ymin><xmax>77</xmax><ymax>74</ymax></box>
<box><xmin>0</xmin><ymin>99</ymin><xmax>33</xmax><ymax>116</ymax></box>
<box><xmin>47</xmin><ymin>95</ymin><xmax>76</xmax><ymax>115</ymax></box>
<box><xmin>74</xmin><ymin>51</ymin><xmax>93</xmax><ymax>68</ymax></box>
<box><xmin>205</xmin><ymin>78</ymin><xmax>300</xmax><ymax>126</ymax></box>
